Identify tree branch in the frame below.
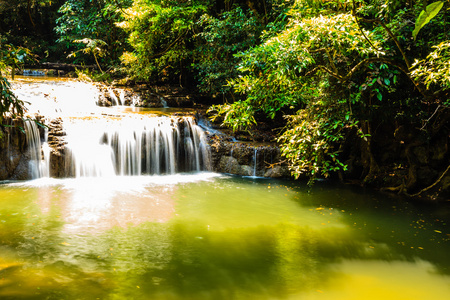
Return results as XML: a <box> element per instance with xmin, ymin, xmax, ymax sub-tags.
<box><xmin>351</xmin><ymin>0</ymin><xmax>382</xmax><ymax>53</ymax></box>
<box><xmin>408</xmin><ymin>164</ymin><xmax>450</xmax><ymax>197</ymax></box>
<box><xmin>307</xmin><ymin>57</ymin><xmax>411</xmax><ymax>83</ymax></box>
<box><xmin>350</xmin><ymin>0</ymin><xmax>426</xmax><ymax>96</ymax></box>
<box><xmin>27</xmin><ymin>0</ymin><xmax>35</xmax><ymax>27</ymax></box>
<box><xmin>149</xmin><ymin>31</ymin><xmax>186</xmax><ymax>59</ymax></box>
<box><xmin>351</xmin><ymin>0</ymin><xmax>411</xmax><ymax>69</ymax></box>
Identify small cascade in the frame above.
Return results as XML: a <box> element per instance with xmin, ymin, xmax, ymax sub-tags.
<box><xmin>118</xmin><ymin>90</ymin><xmax>126</xmax><ymax>106</ymax></box>
<box><xmin>63</xmin><ymin>115</ymin><xmax>211</xmax><ymax>177</ymax></box>
<box><xmin>253</xmin><ymin>147</ymin><xmax>258</xmax><ymax>177</ymax></box>
<box><xmin>184</xmin><ymin>118</ymin><xmax>201</xmax><ymax>171</ymax></box>
<box><xmin>108</xmin><ymin>88</ymin><xmax>122</xmax><ymax>106</ymax></box>
<box><xmin>13</xmin><ymin>80</ymin><xmax>101</xmax><ymax>117</ymax></box>
<box><xmin>22</xmin><ymin>70</ymin><xmax>46</xmax><ymax>76</ymax></box>
<box><xmin>160</xmin><ymin>96</ymin><xmax>169</xmax><ymax>108</ymax></box>
<box><xmin>24</xmin><ymin>120</ymin><xmax>50</xmax><ymax>178</ymax></box>
<box><xmin>130</xmin><ymin>95</ymin><xmax>141</xmax><ymax>107</ymax></box>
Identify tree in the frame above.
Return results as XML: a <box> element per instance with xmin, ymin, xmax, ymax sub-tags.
<box><xmin>118</xmin><ymin>0</ymin><xmax>212</xmax><ymax>83</ymax></box>
<box><xmin>193</xmin><ymin>7</ymin><xmax>263</xmax><ymax>96</ymax></box>
<box><xmin>0</xmin><ymin>41</ymin><xmax>26</xmax><ymax>123</ymax></box>
<box><xmin>55</xmin><ymin>0</ymin><xmax>131</xmax><ymax>67</ymax></box>
<box><xmin>0</xmin><ymin>0</ymin><xmax>65</xmax><ymax>61</ymax></box>
<box><xmin>209</xmin><ymin>0</ymin><xmax>449</xmax><ymax>184</ymax></box>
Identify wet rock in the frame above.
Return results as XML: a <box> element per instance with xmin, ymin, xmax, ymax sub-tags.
<box><xmin>163</xmin><ymin>95</ymin><xmax>194</xmax><ymax>107</ymax></box>
<box><xmin>239</xmin><ymin>165</ymin><xmax>253</xmax><ymax>176</ymax></box>
<box><xmin>49</xmin><ymin>147</ymin><xmax>66</xmax><ymax>178</ymax></box>
<box><xmin>0</xmin><ymin>117</ymin><xmax>31</xmax><ymax>180</ymax></box>
<box><xmin>219</xmin><ymin>156</ymin><xmax>240</xmax><ymax>174</ymax></box>
<box><xmin>264</xmin><ymin>166</ymin><xmax>290</xmax><ymax>178</ymax></box>
<box><xmin>208</xmin><ymin>131</ymin><xmax>288</xmax><ymax>178</ymax></box>
<box><xmin>46</xmin><ymin>117</ymin><xmax>68</xmax><ymax>178</ymax></box>
<box><xmin>232</xmin><ymin>146</ymin><xmax>254</xmax><ymax>165</ymax></box>
<box><xmin>139</xmin><ymin>92</ymin><xmax>164</xmax><ymax>107</ymax></box>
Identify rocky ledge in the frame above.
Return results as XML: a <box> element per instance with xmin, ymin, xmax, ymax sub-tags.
<box><xmin>40</xmin><ymin>113</ymin><xmax>289</xmax><ymax>179</ymax></box>
<box><xmin>0</xmin><ymin>117</ymin><xmax>33</xmax><ymax>180</ymax></box>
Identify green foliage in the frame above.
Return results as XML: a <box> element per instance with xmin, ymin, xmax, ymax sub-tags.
<box><xmin>75</xmin><ymin>69</ymin><xmax>113</xmax><ymax>83</ymax></box>
<box><xmin>208</xmin><ymin>0</ymin><xmax>434</xmax><ymax>180</ymax></box>
<box><xmin>193</xmin><ymin>7</ymin><xmax>263</xmax><ymax>95</ymax></box>
<box><xmin>55</xmin><ymin>0</ymin><xmax>131</xmax><ymax>66</ymax></box>
<box><xmin>0</xmin><ymin>37</ymin><xmax>35</xmax><ymax>78</ymax></box>
<box><xmin>217</xmin><ymin>8</ymin><xmax>382</xmax><ymax>131</ymax></box>
<box><xmin>118</xmin><ymin>0</ymin><xmax>211</xmax><ymax>82</ymax></box>
<box><xmin>119</xmin><ymin>0</ymin><xmax>293</xmax><ymax>84</ymax></box>
<box><xmin>278</xmin><ymin>101</ymin><xmax>356</xmax><ymax>182</ymax></box>
<box><xmin>0</xmin><ymin>40</ymin><xmax>27</xmax><ymax>122</ymax></box>
<box><xmin>0</xmin><ymin>76</ymin><xmax>26</xmax><ymax>123</ymax></box>
<box><xmin>0</xmin><ymin>0</ymin><xmax>64</xmax><ymax>61</ymax></box>
<box><xmin>411</xmin><ymin>40</ymin><xmax>450</xmax><ymax>106</ymax></box>
<box><xmin>208</xmin><ymin>100</ymin><xmax>257</xmax><ymax>132</ymax></box>
<box><xmin>412</xmin><ymin>1</ymin><xmax>444</xmax><ymax>40</ymax></box>
<box><xmin>70</xmin><ymin>38</ymin><xmax>108</xmax><ymax>73</ymax></box>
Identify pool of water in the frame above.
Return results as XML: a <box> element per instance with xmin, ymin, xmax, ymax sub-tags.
<box><xmin>0</xmin><ymin>174</ymin><xmax>448</xmax><ymax>299</ymax></box>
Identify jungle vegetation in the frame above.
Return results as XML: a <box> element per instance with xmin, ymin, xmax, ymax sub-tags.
<box><xmin>1</xmin><ymin>0</ymin><xmax>449</xmax><ymax>193</ymax></box>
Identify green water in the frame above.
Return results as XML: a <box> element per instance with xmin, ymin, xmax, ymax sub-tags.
<box><xmin>0</xmin><ymin>173</ymin><xmax>448</xmax><ymax>299</ymax></box>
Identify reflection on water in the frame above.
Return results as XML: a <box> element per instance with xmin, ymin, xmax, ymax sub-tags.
<box><xmin>0</xmin><ymin>175</ymin><xmax>449</xmax><ymax>299</ymax></box>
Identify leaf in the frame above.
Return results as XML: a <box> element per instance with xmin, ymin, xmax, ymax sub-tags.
<box><xmin>412</xmin><ymin>1</ymin><xmax>444</xmax><ymax>40</ymax></box>
<box><xmin>377</xmin><ymin>92</ymin><xmax>382</xmax><ymax>101</ymax></box>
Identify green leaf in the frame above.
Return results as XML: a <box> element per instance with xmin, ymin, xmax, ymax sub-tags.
<box><xmin>377</xmin><ymin>92</ymin><xmax>382</xmax><ymax>101</ymax></box>
<box><xmin>412</xmin><ymin>1</ymin><xmax>444</xmax><ymax>40</ymax></box>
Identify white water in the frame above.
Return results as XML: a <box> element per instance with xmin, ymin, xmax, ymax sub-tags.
<box><xmin>23</xmin><ymin>119</ymin><xmax>50</xmax><ymax>178</ymax></box>
<box><xmin>63</xmin><ymin>115</ymin><xmax>210</xmax><ymax>177</ymax></box>
<box><xmin>12</xmin><ymin>77</ymin><xmax>211</xmax><ymax>178</ymax></box>
<box><xmin>253</xmin><ymin>147</ymin><xmax>258</xmax><ymax>177</ymax></box>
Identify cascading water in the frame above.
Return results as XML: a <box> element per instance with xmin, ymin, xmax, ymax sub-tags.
<box><xmin>253</xmin><ymin>147</ymin><xmax>258</xmax><ymax>177</ymax></box>
<box><xmin>23</xmin><ymin>119</ymin><xmax>50</xmax><ymax>178</ymax></box>
<box><xmin>63</xmin><ymin>115</ymin><xmax>210</xmax><ymax>177</ymax></box>
<box><xmin>12</xmin><ymin>77</ymin><xmax>211</xmax><ymax>179</ymax></box>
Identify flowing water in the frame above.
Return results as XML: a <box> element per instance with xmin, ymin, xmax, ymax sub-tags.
<box><xmin>1</xmin><ymin>77</ymin><xmax>449</xmax><ymax>299</ymax></box>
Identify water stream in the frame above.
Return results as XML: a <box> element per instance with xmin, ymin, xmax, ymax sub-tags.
<box><xmin>0</xmin><ymin>77</ymin><xmax>448</xmax><ymax>300</ymax></box>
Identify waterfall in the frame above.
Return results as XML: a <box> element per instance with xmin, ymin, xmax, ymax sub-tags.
<box><xmin>108</xmin><ymin>88</ymin><xmax>121</xmax><ymax>106</ymax></box>
<box><xmin>253</xmin><ymin>147</ymin><xmax>258</xmax><ymax>177</ymax></box>
<box><xmin>24</xmin><ymin>120</ymin><xmax>50</xmax><ymax>179</ymax></box>
<box><xmin>63</xmin><ymin>115</ymin><xmax>211</xmax><ymax>177</ymax></box>
<box><xmin>12</xmin><ymin>78</ymin><xmax>211</xmax><ymax>179</ymax></box>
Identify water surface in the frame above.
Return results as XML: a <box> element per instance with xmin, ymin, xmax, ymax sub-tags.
<box><xmin>0</xmin><ymin>174</ymin><xmax>448</xmax><ymax>299</ymax></box>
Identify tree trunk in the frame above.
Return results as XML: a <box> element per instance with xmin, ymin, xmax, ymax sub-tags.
<box><xmin>360</xmin><ymin>120</ymin><xmax>380</xmax><ymax>183</ymax></box>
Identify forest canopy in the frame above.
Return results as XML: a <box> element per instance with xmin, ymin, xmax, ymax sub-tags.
<box><xmin>1</xmin><ymin>0</ymin><xmax>449</xmax><ymax>188</ymax></box>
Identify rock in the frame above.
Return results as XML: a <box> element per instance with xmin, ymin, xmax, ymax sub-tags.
<box><xmin>219</xmin><ymin>156</ymin><xmax>240</xmax><ymax>174</ymax></box>
<box><xmin>232</xmin><ymin>146</ymin><xmax>253</xmax><ymax>165</ymax></box>
<box><xmin>46</xmin><ymin>118</ymin><xmax>68</xmax><ymax>178</ymax></box>
<box><xmin>0</xmin><ymin>118</ymin><xmax>31</xmax><ymax>180</ymax></box>
<box><xmin>264</xmin><ymin>166</ymin><xmax>290</xmax><ymax>178</ymax></box>
<box><xmin>239</xmin><ymin>165</ymin><xmax>253</xmax><ymax>176</ymax></box>
<box><xmin>50</xmin><ymin>147</ymin><xmax>66</xmax><ymax>178</ymax></box>
<box><xmin>163</xmin><ymin>95</ymin><xmax>194</xmax><ymax>107</ymax></box>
